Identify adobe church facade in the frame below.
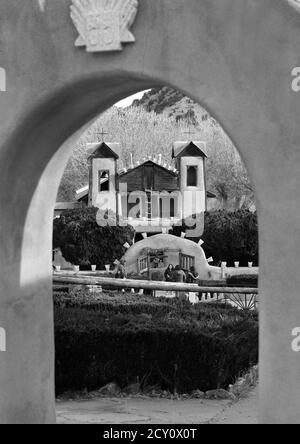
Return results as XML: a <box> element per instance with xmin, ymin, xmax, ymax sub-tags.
<box><xmin>74</xmin><ymin>140</ymin><xmax>216</xmax><ymax>233</ymax></box>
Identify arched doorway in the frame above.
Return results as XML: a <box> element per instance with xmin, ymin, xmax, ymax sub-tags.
<box><xmin>0</xmin><ymin>0</ymin><xmax>300</xmax><ymax>425</ymax></box>
<box><xmin>2</xmin><ymin>72</ymin><xmax>261</xmax><ymax>425</ymax></box>
<box><xmin>1</xmin><ymin>72</ymin><xmax>259</xmax><ymax>424</ymax></box>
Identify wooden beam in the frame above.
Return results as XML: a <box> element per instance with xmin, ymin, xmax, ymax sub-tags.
<box><xmin>53</xmin><ymin>273</ymin><xmax>258</xmax><ymax>294</ymax></box>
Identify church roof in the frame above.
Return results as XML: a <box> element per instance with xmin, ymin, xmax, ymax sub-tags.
<box><xmin>172</xmin><ymin>141</ymin><xmax>207</xmax><ymax>158</ymax></box>
<box><xmin>87</xmin><ymin>142</ymin><xmax>121</xmax><ymax>159</ymax></box>
<box><xmin>118</xmin><ymin>158</ymin><xmax>178</xmax><ymax>177</ymax></box>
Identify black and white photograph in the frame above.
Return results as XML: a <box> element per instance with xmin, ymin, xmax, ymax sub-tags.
<box><xmin>0</xmin><ymin>0</ymin><xmax>299</xmax><ymax>426</ymax></box>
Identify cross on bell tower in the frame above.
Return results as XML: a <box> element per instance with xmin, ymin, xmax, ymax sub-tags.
<box><xmin>183</xmin><ymin>127</ymin><xmax>196</xmax><ymax>139</ymax></box>
<box><xmin>97</xmin><ymin>128</ymin><xmax>109</xmax><ymax>142</ymax></box>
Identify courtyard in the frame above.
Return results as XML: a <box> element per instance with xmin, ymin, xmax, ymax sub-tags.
<box><xmin>56</xmin><ymin>388</ymin><xmax>258</xmax><ymax>425</ymax></box>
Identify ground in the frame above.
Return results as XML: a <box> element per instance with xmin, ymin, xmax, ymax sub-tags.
<box><xmin>210</xmin><ymin>387</ymin><xmax>257</xmax><ymax>425</ymax></box>
<box><xmin>56</xmin><ymin>387</ymin><xmax>257</xmax><ymax>425</ymax></box>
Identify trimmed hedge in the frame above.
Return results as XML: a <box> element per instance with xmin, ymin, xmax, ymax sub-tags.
<box><xmin>172</xmin><ymin>210</ymin><xmax>258</xmax><ymax>267</ymax></box>
<box><xmin>227</xmin><ymin>275</ymin><xmax>258</xmax><ymax>288</ymax></box>
<box><xmin>54</xmin><ymin>290</ymin><xmax>178</xmax><ymax>317</ymax></box>
<box><xmin>54</xmin><ymin>290</ymin><xmax>251</xmax><ymax>318</ymax></box>
<box><xmin>53</xmin><ymin>208</ymin><xmax>135</xmax><ymax>269</ymax></box>
<box><xmin>55</xmin><ymin>295</ymin><xmax>258</xmax><ymax>395</ymax></box>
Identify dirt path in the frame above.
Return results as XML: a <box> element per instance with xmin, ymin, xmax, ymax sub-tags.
<box><xmin>209</xmin><ymin>388</ymin><xmax>258</xmax><ymax>424</ymax></box>
<box><xmin>56</xmin><ymin>388</ymin><xmax>258</xmax><ymax>425</ymax></box>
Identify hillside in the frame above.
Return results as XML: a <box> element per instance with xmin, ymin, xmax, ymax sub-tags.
<box><xmin>132</xmin><ymin>87</ymin><xmax>210</xmax><ymax>124</ymax></box>
<box><xmin>132</xmin><ymin>87</ymin><xmax>186</xmax><ymax>113</ymax></box>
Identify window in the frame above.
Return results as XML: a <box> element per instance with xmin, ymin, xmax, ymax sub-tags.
<box><xmin>187</xmin><ymin>166</ymin><xmax>198</xmax><ymax>187</ymax></box>
<box><xmin>99</xmin><ymin>170</ymin><xmax>110</xmax><ymax>192</ymax></box>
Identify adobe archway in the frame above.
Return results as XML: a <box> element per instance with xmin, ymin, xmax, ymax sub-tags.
<box><xmin>0</xmin><ymin>0</ymin><xmax>300</xmax><ymax>424</ymax></box>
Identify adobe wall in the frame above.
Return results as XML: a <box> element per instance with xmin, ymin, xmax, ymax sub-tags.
<box><xmin>123</xmin><ymin>233</ymin><xmax>218</xmax><ymax>279</ymax></box>
<box><xmin>0</xmin><ymin>0</ymin><xmax>299</xmax><ymax>423</ymax></box>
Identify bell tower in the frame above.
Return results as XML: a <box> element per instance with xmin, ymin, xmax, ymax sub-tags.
<box><xmin>172</xmin><ymin>141</ymin><xmax>207</xmax><ymax>221</ymax></box>
<box><xmin>87</xmin><ymin>142</ymin><xmax>119</xmax><ymax>215</ymax></box>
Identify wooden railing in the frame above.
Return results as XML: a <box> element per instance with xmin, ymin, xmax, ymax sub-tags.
<box><xmin>53</xmin><ymin>272</ymin><xmax>258</xmax><ymax>309</ymax></box>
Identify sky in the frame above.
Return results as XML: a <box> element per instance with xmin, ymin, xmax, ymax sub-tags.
<box><xmin>115</xmin><ymin>90</ymin><xmax>150</xmax><ymax>108</ymax></box>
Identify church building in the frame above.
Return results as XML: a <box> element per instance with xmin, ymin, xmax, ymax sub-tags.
<box><xmin>70</xmin><ymin>140</ymin><xmax>216</xmax><ymax>234</ymax></box>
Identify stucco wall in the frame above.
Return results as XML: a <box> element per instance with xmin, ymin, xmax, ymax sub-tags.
<box><xmin>124</xmin><ymin>233</ymin><xmax>221</xmax><ymax>280</ymax></box>
<box><xmin>0</xmin><ymin>0</ymin><xmax>299</xmax><ymax>423</ymax></box>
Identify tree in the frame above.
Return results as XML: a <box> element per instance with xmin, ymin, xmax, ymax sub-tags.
<box><xmin>53</xmin><ymin>208</ymin><xmax>135</xmax><ymax>269</ymax></box>
<box><xmin>202</xmin><ymin>210</ymin><xmax>258</xmax><ymax>266</ymax></box>
<box><xmin>171</xmin><ymin>210</ymin><xmax>258</xmax><ymax>266</ymax></box>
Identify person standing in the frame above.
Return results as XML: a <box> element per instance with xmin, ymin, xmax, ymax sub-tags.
<box><xmin>173</xmin><ymin>265</ymin><xmax>187</xmax><ymax>300</ymax></box>
<box><xmin>164</xmin><ymin>264</ymin><xmax>174</xmax><ymax>282</ymax></box>
<box><xmin>115</xmin><ymin>259</ymin><xmax>127</xmax><ymax>279</ymax></box>
<box><xmin>186</xmin><ymin>266</ymin><xmax>201</xmax><ymax>303</ymax></box>
<box><xmin>173</xmin><ymin>265</ymin><xmax>186</xmax><ymax>283</ymax></box>
<box><xmin>187</xmin><ymin>266</ymin><xmax>199</xmax><ymax>284</ymax></box>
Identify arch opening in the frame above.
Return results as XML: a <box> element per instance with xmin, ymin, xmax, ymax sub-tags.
<box><xmin>0</xmin><ymin>71</ymin><xmax>260</xmax><ymax>425</ymax></box>
<box><xmin>49</xmin><ymin>82</ymin><xmax>259</xmax><ymax>413</ymax></box>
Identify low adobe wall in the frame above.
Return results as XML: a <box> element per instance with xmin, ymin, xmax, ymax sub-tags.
<box><xmin>124</xmin><ymin>234</ymin><xmax>222</xmax><ymax>280</ymax></box>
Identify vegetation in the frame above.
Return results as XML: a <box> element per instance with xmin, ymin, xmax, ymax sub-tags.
<box><xmin>227</xmin><ymin>275</ymin><xmax>258</xmax><ymax>288</ymax></box>
<box><xmin>53</xmin><ymin>208</ymin><xmax>135</xmax><ymax>269</ymax></box>
<box><xmin>54</xmin><ymin>289</ymin><xmax>177</xmax><ymax>316</ymax></box>
<box><xmin>202</xmin><ymin>211</ymin><xmax>258</xmax><ymax>266</ymax></box>
<box><xmin>54</xmin><ymin>290</ymin><xmax>258</xmax><ymax>395</ymax></box>
<box><xmin>172</xmin><ymin>210</ymin><xmax>258</xmax><ymax>266</ymax></box>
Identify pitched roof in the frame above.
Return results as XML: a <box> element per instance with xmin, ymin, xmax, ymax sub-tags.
<box><xmin>118</xmin><ymin>159</ymin><xmax>178</xmax><ymax>177</ymax></box>
<box><xmin>87</xmin><ymin>142</ymin><xmax>120</xmax><ymax>159</ymax></box>
<box><xmin>172</xmin><ymin>141</ymin><xmax>207</xmax><ymax>158</ymax></box>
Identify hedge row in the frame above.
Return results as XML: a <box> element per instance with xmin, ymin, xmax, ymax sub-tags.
<box><xmin>53</xmin><ymin>208</ymin><xmax>135</xmax><ymax>269</ymax></box>
<box><xmin>55</xmin><ymin>297</ymin><xmax>258</xmax><ymax>395</ymax></box>
<box><xmin>203</xmin><ymin>210</ymin><xmax>258</xmax><ymax>266</ymax></box>
<box><xmin>227</xmin><ymin>275</ymin><xmax>258</xmax><ymax>288</ymax></box>
<box><xmin>54</xmin><ymin>290</ymin><xmax>178</xmax><ymax>317</ymax></box>
<box><xmin>172</xmin><ymin>210</ymin><xmax>258</xmax><ymax>266</ymax></box>
<box><xmin>54</xmin><ymin>290</ymin><xmax>254</xmax><ymax>320</ymax></box>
